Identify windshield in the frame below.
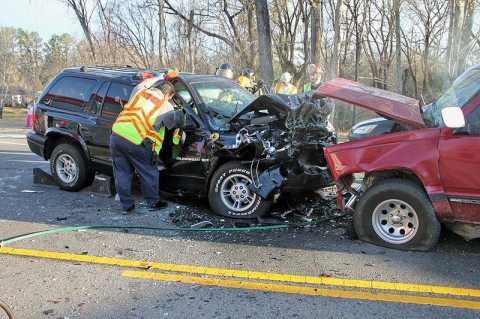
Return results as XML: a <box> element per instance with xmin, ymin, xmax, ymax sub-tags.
<box><xmin>191</xmin><ymin>80</ymin><xmax>255</xmax><ymax>130</ymax></box>
<box><xmin>423</xmin><ymin>66</ymin><xmax>480</xmax><ymax>127</ymax></box>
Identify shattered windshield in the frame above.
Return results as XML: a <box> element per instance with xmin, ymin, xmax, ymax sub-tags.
<box><xmin>191</xmin><ymin>81</ymin><xmax>255</xmax><ymax>130</ymax></box>
<box><xmin>423</xmin><ymin>67</ymin><xmax>480</xmax><ymax>127</ymax></box>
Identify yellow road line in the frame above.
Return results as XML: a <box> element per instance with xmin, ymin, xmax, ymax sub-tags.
<box><xmin>123</xmin><ymin>271</ymin><xmax>480</xmax><ymax>311</ymax></box>
<box><xmin>1</xmin><ymin>247</ymin><xmax>479</xmax><ymax>299</ymax></box>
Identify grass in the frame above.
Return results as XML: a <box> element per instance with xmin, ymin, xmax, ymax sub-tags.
<box><xmin>0</xmin><ymin>107</ymin><xmax>28</xmax><ymax>127</ymax></box>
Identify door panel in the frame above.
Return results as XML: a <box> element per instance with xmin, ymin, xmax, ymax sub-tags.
<box><xmin>438</xmin><ymin>106</ymin><xmax>480</xmax><ymax>223</ymax></box>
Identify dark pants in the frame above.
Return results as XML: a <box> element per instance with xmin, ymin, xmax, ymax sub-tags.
<box><xmin>109</xmin><ymin>133</ymin><xmax>159</xmax><ymax>210</ymax></box>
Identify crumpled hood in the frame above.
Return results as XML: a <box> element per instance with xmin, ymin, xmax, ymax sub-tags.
<box><xmin>220</xmin><ymin>92</ymin><xmax>336</xmax><ymax>198</ymax></box>
<box><xmin>229</xmin><ymin>94</ymin><xmax>295</xmax><ymax>122</ymax></box>
<box><xmin>314</xmin><ymin>78</ymin><xmax>425</xmax><ymax>128</ymax></box>
<box><xmin>228</xmin><ymin>92</ymin><xmax>333</xmax><ymax>128</ymax></box>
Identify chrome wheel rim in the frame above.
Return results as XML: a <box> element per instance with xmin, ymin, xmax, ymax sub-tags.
<box><xmin>372</xmin><ymin>199</ymin><xmax>419</xmax><ymax>244</ymax></box>
<box><xmin>220</xmin><ymin>173</ymin><xmax>256</xmax><ymax>212</ymax></box>
<box><xmin>55</xmin><ymin>154</ymin><xmax>78</xmax><ymax>184</ymax></box>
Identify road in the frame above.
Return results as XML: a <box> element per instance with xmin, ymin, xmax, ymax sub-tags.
<box><xmin>0</xmin><ymin>126</ymin><xmax>479</xmax><ymax>319</ymax></box>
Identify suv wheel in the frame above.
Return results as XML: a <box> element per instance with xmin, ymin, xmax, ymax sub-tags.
<box><xmin>50</xmin><ymin>143</ymin><xmax>92</xmax><ymax>192</ymax></box>
<box><xmin>208</xmin><ymin>162</ymin><xmax>271</xmax><ymax>218</ymax></box>
<box><xmin>354</xmin><ymin>178</ymin><xmax>441</xmax><ymax>251</ymax></box>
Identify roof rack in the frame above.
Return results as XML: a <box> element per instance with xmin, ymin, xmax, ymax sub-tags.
<box><xmin>79</xmin><ymin>65</ymin><xmax>169</xmax><ymax>80</ymax></box>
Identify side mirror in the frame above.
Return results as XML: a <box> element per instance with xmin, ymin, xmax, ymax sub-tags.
<box><xmin>441</xmin><ymin>106</ymin><xmax>465</xmax><ymax>128</ymax></box>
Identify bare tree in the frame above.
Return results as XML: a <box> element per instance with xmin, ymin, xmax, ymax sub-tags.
<box><xmin>362</xmin><ymin>0</ymin><xmax>395</xmax><ymax>89</ymax></box>
<box><xmin>345</xmin><ymin>0</ymin><xmax>365</xmax><ymax>82</ymax></box>
<box><xmin>156</xmin><ymin>0</ymin><xmax>168</xmax><ymax>66</ymax></box>
<box><xmin>309</xmin><ymin>0</ymin><xmax>324</xmax><ymax>64</ymax></box>
<box><xmin>446</xmin><ymin>0</ymin><xmax>476</xmax><ymax>79</ymax></box>
<box><xmin>394</xmin><ymin>0</ymin><xmax>402</xmax><ymax>93</ymax></box>
<box><xmin>271</xmin><ymin>0</ymin><xmax>304</xmax><ymax>81</ymax></box>
<box><xmin>406</xmin><ymin>0</ymin><xmax>449</xmax><ymax>99</ymax></box>
<box><xmin>59</xmin><ymin>0</ymin><xmax>97</xmax><ymax>61</ymax></box>
<box><xmin>255</xmin><ymin>0</ymin><xmax>275</xmax><ymax>83</ymax></box>
<box><xmin>331</xmin><ymin>0</ymin><xmax>343</xmax><ymax>79</ymax></box>
<box><xmin>107</xmin><ymin>0</ymin><xmax>164</xmax><ymax>68</ymax></box>
<box><xmin>164</xmin><ymin>0</ymin><xmax>254</xmax><ymax>70</ymax></box>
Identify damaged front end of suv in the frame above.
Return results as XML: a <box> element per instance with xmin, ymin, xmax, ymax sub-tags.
<box><xmin>204</xmin><ymin>93</ymin><xmax>336</xmax><ymax>218</ymax></box>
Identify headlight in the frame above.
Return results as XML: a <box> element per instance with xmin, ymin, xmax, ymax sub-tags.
<box><xmin>351</xmin><ymin>124</ymin><xmax>377</xmax><ymax>135</ymax></box>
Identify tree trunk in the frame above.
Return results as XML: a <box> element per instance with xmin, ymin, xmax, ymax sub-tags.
<box><xmin>457</xmin><ymin>0</ymin><xmax>475</xmax><ymax>75</ymax></box>
<box><xmin>157</xmin><ymin>0</ymin><xmax>167</xmax><ymax>66</ymax></box>
<box><xmin>187</xmin><ymin>10</ymin><xmax>195</xmax><ymax>73</ymax></box>
<box><xmin>310</xmin><ymin>0</ymin><xmax>322</xmax><ymax>63</ymax></box>
<box><xmin>445</xmin><ymin>0</ymin><xmax>455</xmax><ymax>82</ymax></box>
<box><xmin>255</xmin><ymin>0</ymin><xmax>274</xmax><ymax>83</ymax></box>
<box><xmin>64</xmin><ymin>0</ymin><xmax>96</xmax><ymax>61</ymax></box>
<box><xmin>246</xmin><ymin>2</ymin><xmax>256</xmax><ymax>68</ymax></box>
<box><xmin>332</xmin><ymin>0</ymin><xmax>343</xmax><ymax>79</ymax></box>
<box><xmin>394</xmin><ymin>0</ymin><xmax>402</xmax><ymax>93</ymax></box>
<box><xmin>331</xmin><ymin>0</ymin><xmax>343</xmax><ymax>125</ymax></box>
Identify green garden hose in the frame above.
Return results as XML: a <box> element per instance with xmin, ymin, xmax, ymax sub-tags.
<box><xmin>0</xmin><ymin>214</ymin><xmax>346</xmax><ymax>247</ymax></box>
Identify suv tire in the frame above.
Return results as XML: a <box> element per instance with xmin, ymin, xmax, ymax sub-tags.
<box><xmin>50</xmin><ymin>143</ymin><xmax>92</xmax><ymax>192</ymax></box>
<box><xmin>354</xmin><ymin>178</ymin><xmax>441</xmax><ymax>251</ymax></box>
<box><xmin>208</xmin><ymin>162</ymin><xmax>271</xmax><ymax>218</ymax></box>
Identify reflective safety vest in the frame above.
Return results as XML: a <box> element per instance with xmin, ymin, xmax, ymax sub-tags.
<box><xmin>236</xmin><ymin>75</ymin><xmax>252</xmax><ymax>88</ymax></box>
<box><xmin>303</xmin><ymin>82</ymin><xmax>313</xmax><ymax>92</ymax></box>
<box><xmin>112</xmin><ymin>88</ymin><xmax>172</xmax><ymax>155</ymax></box>
<box><xmin>172</xmin><ymin>128</ymin><xmax>181</xmax><ymax>145</ymax></box>
<box><xmin>272</xmin><ymin>82</ymin><xmax>297</xmax><ymax>95</ymax></box>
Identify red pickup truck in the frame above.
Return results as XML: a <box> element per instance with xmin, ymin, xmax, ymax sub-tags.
<box><xmin>317</xmin><ymin>69</ymin><xmax>480</xmax><ymax>251</ymax></box>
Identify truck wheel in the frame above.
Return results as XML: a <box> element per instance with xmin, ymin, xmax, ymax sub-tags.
<box><xmin>208</xmin><ymin>162</ymin><xmax>272</xmax><ymax>218</ymax></box>
<box><xmin>50</xmin><ymin>143</ymin><xmax>92</xmax><ymax>192</ymax></box>
<box><xmin>354</xmin><ymin>178</ymin><xmax>441</xmax><ymax>251</ymax></box>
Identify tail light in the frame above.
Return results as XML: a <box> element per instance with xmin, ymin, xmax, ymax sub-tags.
<box><xmin>32</xmin><ymin>113</ymin><xmax>39</xmax><ymax>131</ymax></box>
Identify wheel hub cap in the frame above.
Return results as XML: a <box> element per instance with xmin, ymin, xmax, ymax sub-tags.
<box><xmin>372</xmin><ymin>199</ymin><xmax>419</xmax><ymax>244</ymax></box>
<box><xmin>56</xmin><ymin>154</ymin><xmax>77</xmax><ymax>183</ymax></box>
<box><xmin>220</xmin><ymin>174</ymin><xmax>256</xmax><ymax>212</ymax></box>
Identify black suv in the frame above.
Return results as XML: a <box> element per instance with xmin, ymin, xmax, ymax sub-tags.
<box><xmin>27</xmin><ymin>66</ymin><xmax>336</xmax><ymax>218</ymax></box>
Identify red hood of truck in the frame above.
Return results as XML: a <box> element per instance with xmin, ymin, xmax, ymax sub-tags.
<box><xmin>314</xmin><ymin>78</ymin><xmax>426</xmax><ymax>128</ymax></box>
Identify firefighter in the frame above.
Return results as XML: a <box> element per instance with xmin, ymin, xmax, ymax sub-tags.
<box><xmin>109</xmin><ymin>80</ymin><xmax>184</xmax><ymax>213</ymax></box>
<box><xmin>271</xmin><ymin>72</ymin><xmax>298</xmax><ymax>94</ymax></box>
<box><xmin>215</xmin><ymin>63</ymin><xmax>234</xmax><ymax>79</ymax></box>
<box><xmin>236</xmin><ymin>68</ymin><xmax>254</xmax><ymax>89</ymax></box>
<box><xmin>236</xmin><ymin>68</ymin><xmax>264</xmax><ymax>95</ymax></box>
<box><xmin>302</xmin><ymin>63</ymin><xmax>324</xmax><ymax>92</ymax></box>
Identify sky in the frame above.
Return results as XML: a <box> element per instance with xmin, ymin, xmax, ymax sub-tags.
<box><xmin>0</xmin><ymin>0</ymin><xmax>85</xmax><ymax>41</ymax></box>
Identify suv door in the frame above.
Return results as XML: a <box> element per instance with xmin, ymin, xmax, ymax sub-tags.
<box><xmin>438</xmin><ymin>104</ymin><xmax>480</xmax><ymax>223</ymax></box>
<box><xmin>159</xmin><ymin>78</ymin><xmax>212</xmax><ymax>192</ymax></box>
<box><xmin>86</xmin><ymin>81</ymin><xmax>134</xmax><ymax>172</ymax></box>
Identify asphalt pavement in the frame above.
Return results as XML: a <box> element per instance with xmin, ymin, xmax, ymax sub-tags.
<box><xmin>0</xmin><ymin>126</ymin><xmax>479</xmax><ymax>319</ymax></box>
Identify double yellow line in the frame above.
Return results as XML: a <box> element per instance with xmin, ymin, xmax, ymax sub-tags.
<box><xmin>1</xmin><ymin>247</ymin><xmax>480</xmax><ymax>310</ymax></box>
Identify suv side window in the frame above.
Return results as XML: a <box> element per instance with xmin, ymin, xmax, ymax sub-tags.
<box><xmin>44</xmin><ymin>76</ymin><xmax>97</xmax><ymax>111</ymax></box>
<box><xmin>101</xmin><ymin>83</ymin><xmax>133</xmax><ymax>119</ymax></box>
<box><xmin>465</xmin><ymin>106</ymin><xmax>480</xmax><ymax>135</ymax></box>
<box><xmin>88</xmin><ymin>82</ymin><xmax>109</xmax><ymax>115</ymax></box>
<box><xmin>171</xmin><ymin>80</ymin><xmax>193</xmax><ymax>105</ymax></box>
<box><xmin>453</xmin><ymin>105</ymin><xmax>480</xmax><ymax>135</ymax></box>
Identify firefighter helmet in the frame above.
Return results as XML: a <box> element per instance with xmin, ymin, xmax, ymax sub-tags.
<box><xmin>216</xmin><ymin>63</ymin><xmax>234</xmax><ymax>79</ymax></box>
<box><xmin>306</xmin><ymin>63</ymin><xmax>323</xmax><ymax>75</ymax></box>
<box><xmin>240</xmin><ymin>68</ymin><xmax>254</xmax><ymax>79</ymax></box>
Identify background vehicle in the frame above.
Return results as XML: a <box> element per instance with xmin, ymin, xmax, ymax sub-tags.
<box><xmin>319</xmin><ymin>72</ymin><xmax>480</xmax><ymax>251</ymax></box>
<box><xmin>347</xmin><ymin>117</ymin><xmax>395</xmax><ymax>141</ymax></box>
<box><xmin>27</xmin><ymin>66</ymin><xmax>336</xmax><ymax>219</ymax></box>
